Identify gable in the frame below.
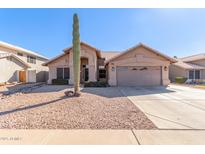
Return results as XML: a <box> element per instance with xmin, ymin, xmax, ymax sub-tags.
<box><xmin>113</xmin><ymin>46</ymin><xmax>168</xmax><ymax>62</ymax></box>
<box><xmin>109</xmin><ymin>46</ymin><xmax>171</xmax><ymax>67</ymax></box>
<box><xmin>106</xmin><ymin>43</ymin><xmax>176</xmax><ymax>65</ymax></box>
<box><xmin>79</xmin><ymin>44</ymin><xmax>96</xmax><ymax>59</ymax></box>
<box><xmin>64</xmin><ymin>42</ymin><xmax>101</xmax><ymax>58</ymax></box>
<box><xmin>47</xmin><ymin>53</ymin><xmax>69</xmax><ymax>67</ymax></box>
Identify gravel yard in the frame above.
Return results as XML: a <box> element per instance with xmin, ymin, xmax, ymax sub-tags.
<box><xmin>0</xmin><ymin>85</ymin><xmax>156</xmax><ymax>129</ymax></box>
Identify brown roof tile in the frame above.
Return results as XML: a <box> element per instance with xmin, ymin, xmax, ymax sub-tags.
<box><xmin>100</xmin><ymin>51</ymin><xmax>121</xmax><ymax>60</ymax></box>
<box><xmin>181</xmin><ymin>53</ymin><xmax>205</xmax><ymax>62</ymax></box>
<box><xmin>173</xmin><ymin>59</ymin><xmax>205</xmax><ymax>70</ymax></box>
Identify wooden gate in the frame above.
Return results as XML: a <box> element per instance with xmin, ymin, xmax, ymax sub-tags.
<box><xmin>19</xmin><ymin>71</ymin><xmax>26</xmax><ymax>82</ymax></box>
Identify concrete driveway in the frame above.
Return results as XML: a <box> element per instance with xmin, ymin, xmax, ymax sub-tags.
<box><xmin>120</xmin><ymin>84</ymin><xmax>205</xmax><ymax>129</ymax></box>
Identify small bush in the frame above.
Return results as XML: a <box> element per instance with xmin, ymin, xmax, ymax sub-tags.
<box><xmin>175</xmin><ymin>77</ymin><xmax>187</xmax><ymax>84</ymax></box>
<box><xmin>84</xmin><ymin>81</ymin><xmax>108</xmax><ymax>87</ymax></box>
<box><xmin>52</xmin><ymin>79</ymin><xmax>69</xmax><ymax>85</ymax></box>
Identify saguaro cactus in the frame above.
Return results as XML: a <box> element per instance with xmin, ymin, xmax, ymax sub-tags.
<box><xmin>72</xmin><ymin>13</ymin><xmax>81</xmax><ymax>95</ymax></box>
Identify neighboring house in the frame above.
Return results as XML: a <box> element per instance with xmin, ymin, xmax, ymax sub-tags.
<box><xmin>169</xmin><ymin>53</ymin><xmax>205</xmax><ymax>82</ymax></box>
<box><xmin>0</xmin><ymin>41</ymin><xmax>48</xmax><ymax>84</ymax></box>
<box><xmin>43</xmin><ymin>42</ymin><xmax>175</xmax><ymax>86</ymax></box>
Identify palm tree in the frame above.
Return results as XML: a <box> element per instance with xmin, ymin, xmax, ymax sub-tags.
<box><xmin>72</xmin><ymin>13</ymin><xmax>81</xmax><ymax>96</ymax></box>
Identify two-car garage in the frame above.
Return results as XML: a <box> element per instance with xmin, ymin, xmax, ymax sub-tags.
<box><xmin>107</xmin><ymin>43</ymin><xmax>175</xmax><ymax>86</ymax></box>
<box><xmin>116</xmin><ymin>66</ymin><xmax>162</xmax><ymax>86</ymax></box>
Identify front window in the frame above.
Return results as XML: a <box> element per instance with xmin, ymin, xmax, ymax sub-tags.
<box><xmin>57</xmin><ymin>67</ymin><xmax>70</xmax><ymax>79</ymax></box>
<box><xmin>189</xmin><ymin>70</ymin><xmax>201</xmax><ymax>79</ymax></box>
<box><xmin>27</xmin><ymin>55</ymin><xmax>36</xmax><ymax>64</ymax></box>
<box><xmin>189</xmin><ymin>70</ymin><xmax>194</xmax><ymax>79</ymax></box>
<box><xmin>195</xmin><ymin>70</ymin><xmax>200</xmax><ymax>79</ymax></box>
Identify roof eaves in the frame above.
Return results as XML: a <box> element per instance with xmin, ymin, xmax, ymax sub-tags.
<box><xmin>0</xmin><ymin>41</ymin><xmax>48</xmax><ymax>60</ymax></box>
<box><xmin>105</xmin><ymin>43</ymin><xmax>176</xmax><ymax>64</ymax></box>
<box><xmin>43</xmin><ymin>52</ymin><xmax>67</xmax><ymax>66</ymax></box>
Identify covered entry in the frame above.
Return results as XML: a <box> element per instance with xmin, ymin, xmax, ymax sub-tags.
<box><xmin>116</xmin><ymin>66</ymin><xmax>162</xmax><ymax>86</ymax></box>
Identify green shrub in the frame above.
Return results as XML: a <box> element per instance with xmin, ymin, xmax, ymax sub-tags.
<box><xmin>52</xmin><ymin>79</ymin><xmax>69</xmax><ymax>85</ymax></box>
<box><xmin>175</xmin><ymin>77</ymin><xmax>187</xmax><ymax>84</ymax></box>
<box><xmin>84</xmin><ymin>81</ymin><xmax>108</xmax><ymax>87</ymax></box>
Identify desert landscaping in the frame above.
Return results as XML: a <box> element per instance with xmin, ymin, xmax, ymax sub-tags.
<box><xmin>0</xmin><ymin>85</ymin><xmax>156</xmax><ymax>129</ymax></box>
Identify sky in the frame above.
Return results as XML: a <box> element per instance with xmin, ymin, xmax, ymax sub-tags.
<box><xmin>0</xmin><ymin>9</ymin><xmax>205</xmax><ymax>59</ymax></box>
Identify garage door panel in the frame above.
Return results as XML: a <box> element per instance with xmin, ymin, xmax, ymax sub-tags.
<box><xmin>117</xmin><ymin>66</ymin><xmax>161</xmax><ymax>86</ymax></box>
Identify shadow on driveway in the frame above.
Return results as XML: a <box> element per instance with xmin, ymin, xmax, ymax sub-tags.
<box><xmin>81</xmin><ymin>87</ymin><xmax>123</xmax><ymax>98</ymax></box>
<box><xmin>81</xmin><ymin>86</ymin><xmax>175</xmax><ymax>98</ymax></box>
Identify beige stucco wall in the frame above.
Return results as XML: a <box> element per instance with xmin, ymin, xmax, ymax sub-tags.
<box><xmin>0</xmin><ymin>46</ymin><xmax>48</xmax><ymax>82</ymax></box>
<box><xmin>169</xmin><ymin>64</ymin><xmax>188</xmax><ymax>82</ymax></box>
<box><xmin>0</xmin><ymin>57</ymin><xmax>27</xmax><ymax>83</ymax></box>
<box><xmin>108</xmin><ymin>46</ymin><xmax>171</xmax><ymax>86</ymax></box>
<box><xmin>47</xmin><ymin>54</ymin><xmax>69</xmax><ymax>84</ymax></box>
<box><xmin>47</xmin><ymin>44</ymin><xmax>98</xmax><ymax>84</ymax></box>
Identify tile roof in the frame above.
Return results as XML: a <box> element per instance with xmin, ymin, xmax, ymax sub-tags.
<box><xmin>44</xmin><ymin>42</ymin><xmax>176</xmax><ymax>66</ymax></box>
<box><xmin>173</xmin><ymin>59</ymin><xmax>205</xmax><ymax>70</ymax></box>
<box><xmin>100</xmin><ymin>51</ymin><xmax>121</xmax><ymax>60</ymax></box>
<box><xmin>181</xmin><ymin>53</ymin><xmax>205</xmax><ymax>62</ymax></box>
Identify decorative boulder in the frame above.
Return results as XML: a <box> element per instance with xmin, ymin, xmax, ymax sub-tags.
<box><xmin>64</xmin><ymin>90</ymin><xmax>74</xmax><ymax>97</ymax></box>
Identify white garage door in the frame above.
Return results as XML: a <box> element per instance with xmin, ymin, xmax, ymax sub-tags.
<box><xmin>116</xmin><ymin>66</ymin><xmax>161</xmax><ymax>86</ymax></box>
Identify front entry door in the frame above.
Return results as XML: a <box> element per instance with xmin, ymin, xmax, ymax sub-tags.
<box><xmin>19</xmin><ymin>71</ymin><xmax>26</xmax><ymax>82</ymax></box>
<box><xmin>84</xmin><ymin>68</ymin><xmax>89</xmax><ymax>82</ymax></box>
<box><xmin>80</xmin><ymin>67</ymin><xmax>89</xmax><ymax>83</ymax></box>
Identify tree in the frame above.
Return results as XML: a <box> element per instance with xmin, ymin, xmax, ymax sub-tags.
<box><xmin>72</xmin><ymin>13</ymin><xmax>81</xmax><ymax>96</ymax></box>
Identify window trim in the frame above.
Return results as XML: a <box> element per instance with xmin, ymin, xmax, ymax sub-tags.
<box><xmin>27</xmin><ymin>55</ymin><xmax>36</xmax><ymax>64</ymax></box>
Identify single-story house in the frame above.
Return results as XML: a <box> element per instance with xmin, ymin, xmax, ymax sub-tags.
<box><xmin>43</xmin><ymin>42</ymin><xmax>176</xmax><ymax>86</ymax></box>
<box><xmin>0</xmin><ymin>41</ymin><xmax>49</xmax><ymax>84</ymax></box>
<box><xmin>169</xmin><ymin>53</ymin><xmax>205</xmax><ymax>82</ymax></box>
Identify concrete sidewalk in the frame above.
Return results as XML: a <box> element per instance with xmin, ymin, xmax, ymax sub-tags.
<box><xmin>0</xmin><ymin>129</ymin><xmax>205</xmax><ymax>145</ymax></box>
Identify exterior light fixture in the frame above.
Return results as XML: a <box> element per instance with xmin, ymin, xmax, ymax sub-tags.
<box><xmin>164</xmin><ymin>66</ymin><xmax>167</xmax><ymax>71</ymax></box>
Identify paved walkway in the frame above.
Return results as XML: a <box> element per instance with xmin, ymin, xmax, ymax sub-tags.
<box><xmin>120</xmin><ymin>84</ymin><xmax>205</xmax><ymax>129</ymax></box>
<box><xmin>0</xmin><ymin>129</ymin><xmax>205</xmax><ymax>144</ymax></box>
